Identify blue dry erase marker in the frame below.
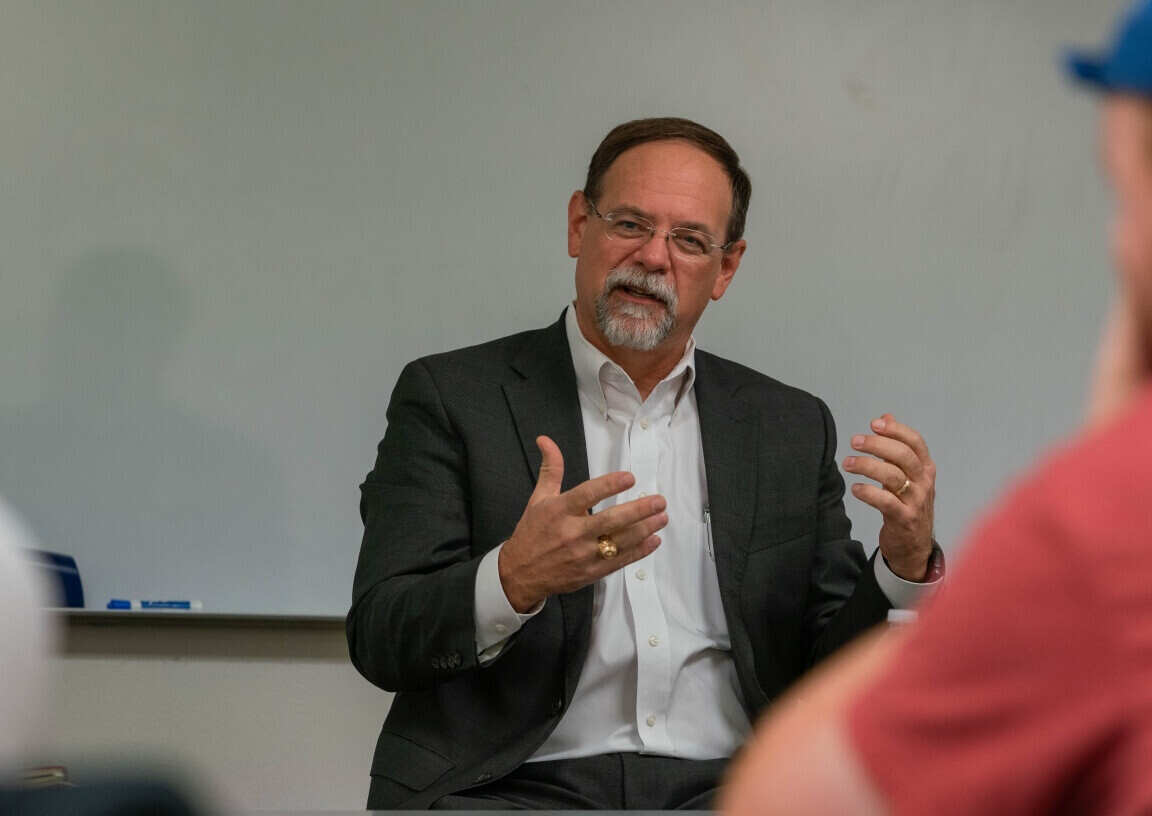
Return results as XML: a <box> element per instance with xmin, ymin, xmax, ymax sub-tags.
<box><xmin>107</xmin><ymin>599</ymin><xmax>203</xmax><ymax>611</ymax></box>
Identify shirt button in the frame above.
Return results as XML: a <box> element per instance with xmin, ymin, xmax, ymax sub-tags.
<box><xmin>646</xmin><ymin>715</ymin><xmax>657</xmax><ymax>727</ymax></box>
<box><xmin>635</xmin><ymin>569</ymin><xmax>647</xmax><ymax>580</ymax></box>
<box><xmin>648</xmin><ymin>635</ymin><xmax>660</xmax><ymax>647</ymax></box>
<box><xmin>494</xmin><ymin>623</ymin><xmax>507</xmax><ymax>635</ymax></box>
<box><xmin>639</xmin><ymin>418</ymin><xmax>650</xmax><ymax>430</ymax></box>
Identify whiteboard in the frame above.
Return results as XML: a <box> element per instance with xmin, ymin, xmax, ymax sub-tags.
<box><xmin>0</xmin><ymin>0</ymin><xmax>1125</xmax><ymax>614</ymax></box>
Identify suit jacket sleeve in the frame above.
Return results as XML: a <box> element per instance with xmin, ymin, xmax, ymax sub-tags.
<box><xmin>805</xmin><ymin>397</ymin><xmax>891</xmax><ymax>666</ymax></box>
<box><xmin>347</xmin><ymin>358</ymin><xmax>483</xmax><ymax>692</ymax></box>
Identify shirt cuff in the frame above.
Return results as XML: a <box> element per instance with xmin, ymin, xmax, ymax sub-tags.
<box><xmin>474</xmin><ymin>542</ymin><xmax>544</xmax><ymax>663</ymax></box>
<box><xmin>873</xmin><ymin>546</ymin><xmax>944</xmax><ymax>610</ymax></box>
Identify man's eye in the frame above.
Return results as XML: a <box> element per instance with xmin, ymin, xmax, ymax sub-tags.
<box><xmin>675</xmin><ymin>232</ymin><xmax>708</xmax><ymax>253</ymax></box>
<box><xmin>614</xmin><ymin>219</ymin><xmax>645</xmax><ymax>234</ymax></box>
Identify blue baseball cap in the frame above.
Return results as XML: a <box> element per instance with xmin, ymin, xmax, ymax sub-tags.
<box><xmin>1066</xmin><ymin>0</ymin><xmax>1152</xmax><ymax>94</ymax></box>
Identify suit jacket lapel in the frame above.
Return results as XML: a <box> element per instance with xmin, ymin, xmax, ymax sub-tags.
<box><xmin>694</xmin><ymin>354</ymin><xmax>758</xmax><ymax>597</ymax></box>
<box><xmin>503</xmin><ymin>313</ymin><xmax>590</xmax><ymax>491</ymax></box>
<box><xmin>502</xmin><ymin>312</ymin><xmax>593</xmax><ymax>698</ymax></box>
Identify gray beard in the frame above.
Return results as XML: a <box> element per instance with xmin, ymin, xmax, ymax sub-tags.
<box><xmin>594</xmin><ymin>265</ymin><xmax>678</xmax><ymax>351</ymax></box>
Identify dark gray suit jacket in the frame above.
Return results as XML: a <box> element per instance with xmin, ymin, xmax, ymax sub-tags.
<box><xmin>347</xmin><ymin>314</ymin><xmax>891</xmax><ymax>809</ymax></box>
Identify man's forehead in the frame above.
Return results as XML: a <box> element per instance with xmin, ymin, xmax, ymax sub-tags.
<box><xmin>1103</xmin><ymin>98</ymin><xmax>1152</xmax><ymax>187</ymax></box>
<box><xmin>596</xmin><ymin>140</ymin><xmax>733</xmax><ymax>220</ymax></box>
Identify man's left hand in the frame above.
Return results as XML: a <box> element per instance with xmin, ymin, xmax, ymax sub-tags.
<box><xmin>843</xmin><ymin>413</ymin><xmax>936</xmax><ymax>581</ymax></box>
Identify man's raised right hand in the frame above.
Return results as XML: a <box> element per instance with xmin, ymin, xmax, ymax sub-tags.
<box><xmin>498</xmin><ymin>435</ymin><xmax>668</xmax><ymax>613</ymax></box>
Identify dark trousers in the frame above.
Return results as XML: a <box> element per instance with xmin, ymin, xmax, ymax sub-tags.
<box><xmin>431</xmin><ymin>753</ymin><xmax>728</xmax><ymax>810</ymax></box>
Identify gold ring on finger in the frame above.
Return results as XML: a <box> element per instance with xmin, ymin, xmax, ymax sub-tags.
<box><xmin>596</xmin><ymin>535</ymin><xmax>619</xmax><ymax>559</ymax></box>
<box><xmin>892</xmin><ymin>478</ymin><xmax>911</xmax><ymax>497</ymax></box>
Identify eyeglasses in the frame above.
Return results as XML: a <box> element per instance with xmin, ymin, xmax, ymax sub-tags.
<box><xmin>586</xmin><ymin>199</ymin><xmax>733</xmax><ymax>259</ymax></box>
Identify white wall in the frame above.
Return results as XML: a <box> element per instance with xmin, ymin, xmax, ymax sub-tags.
<box><xmin>0</xmin><ymin>0</ymin><xmax>1131</xmax><ymax>615</ymax></box>
<box><xmin>32</xmin><ymin>618</ymin><xmax>388</xmax><ymax>812</ymax></box>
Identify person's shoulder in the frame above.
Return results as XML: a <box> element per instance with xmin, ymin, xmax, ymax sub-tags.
<box><xmin>427</xmin><ymin>324</ymin><xmax>553</xmax><ymax>365</ymax></box>
<box><xmin>986</xmin><ymin>384</ymin><xmax>1152</xmax><ymax>561</ymax></box>
<box><xmin>1032</xmin><ymin>385</ymin><xmax>1152</xmax><ymax>497</ymax></box>
<box><xmin>695</xmin><ymin>348</ymin><xmax>829</xmax><ymax>410</ymax></box>
<box><xmin>406</xmin><ymin>319</ymin><xmax>562</xmax><ymax>381</ymax></box>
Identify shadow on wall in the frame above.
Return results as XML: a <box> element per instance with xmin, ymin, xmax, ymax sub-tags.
<box><xmin>0</xmin><ymin>250</ymin><xmax>286</xmax><ymax>610</ymax></box>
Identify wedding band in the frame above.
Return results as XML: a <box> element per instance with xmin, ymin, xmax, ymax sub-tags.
<box><xmin>893</xmin><ymin>478</ymin><xmax>911</xmax><ymax>497</ymax></box>
<box><xmin>596</xmin><ymin>535</ymin><xmax>618</xmax><ymax>559</ymax></box>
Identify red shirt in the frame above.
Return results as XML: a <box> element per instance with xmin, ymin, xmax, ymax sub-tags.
<box><xmin>849</xmin><ymin>385</ymin><xmax>1152</xmax><ymax>815</ymax></box>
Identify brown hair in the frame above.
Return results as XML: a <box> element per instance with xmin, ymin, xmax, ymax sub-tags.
<box><xmin>582</xmin><ymin>117</ymin><xmax>752</xmax><ymax>246</ymax></box>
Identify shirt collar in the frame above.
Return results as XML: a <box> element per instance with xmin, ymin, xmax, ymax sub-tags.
<box><xmin>563</xmin><ymin>303</ymin><xmax>697</xmax><ymax>416</ymax></box>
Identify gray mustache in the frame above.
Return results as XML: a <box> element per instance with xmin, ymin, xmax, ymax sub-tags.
<box><xmin>604</xmin><ymin>267</ymin><xmax>675</xmax><ymax>306</ymax></box>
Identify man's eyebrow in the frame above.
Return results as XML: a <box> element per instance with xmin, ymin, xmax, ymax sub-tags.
<box><xmin>606</xmin><ymin>203</ymin><xmax>653</xmax><ymax>220</ymax></box>
<box><xmin>608</xmin><ymin>202</ymin><xmax>719</xmax><ymax>235</ymax></box>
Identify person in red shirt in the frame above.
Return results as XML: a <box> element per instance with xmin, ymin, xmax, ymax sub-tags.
<box><xmin>721</xmin><ymin>3</ymin><xmax>1152</xmax><ymax>814</ymax></box>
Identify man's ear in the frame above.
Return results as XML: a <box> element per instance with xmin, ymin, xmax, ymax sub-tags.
<box><xmin>568</xmin><ymin>190</ymin><xmax>589</xmax><ymax>259</ymax></box>
<box><xmin>712</xmin><ymin>239</ymin><xmax>746</xmax><ymax>300</ymax></box>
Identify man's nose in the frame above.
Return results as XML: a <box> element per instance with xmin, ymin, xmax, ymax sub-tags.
<box><xmin>631</xmin><ymin>229</ymin><xmax>672</xmax><ymax>271</ymax></box>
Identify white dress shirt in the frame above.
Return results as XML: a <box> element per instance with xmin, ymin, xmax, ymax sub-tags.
<box><xmin>472</xmin><ymin>305</ymin><xmax>936</xmax><ymax>761</ymax></box>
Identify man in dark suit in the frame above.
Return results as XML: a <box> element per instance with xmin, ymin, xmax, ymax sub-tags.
<box><xmin>347</xmin><ymin>118</ymin><xmax>941</xmax><ymax>810</ymax></box>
